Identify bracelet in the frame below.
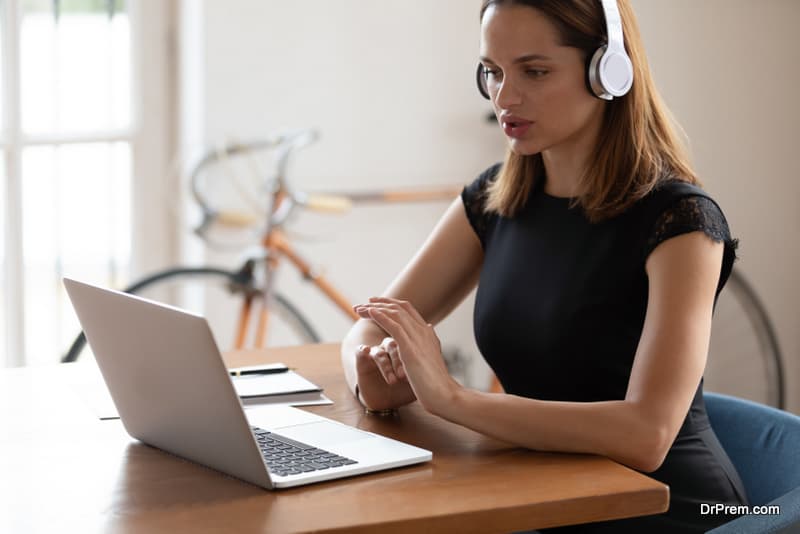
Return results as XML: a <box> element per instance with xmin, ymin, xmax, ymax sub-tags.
<box><xmin>365</xmin><ymin>407</ymin><xmax>397</xmax><ymax>416</ymax></box>
<box><xmin>355</xmin><ymin>384</ymin><xmax>397</xmax><ymax>416</ymax></box>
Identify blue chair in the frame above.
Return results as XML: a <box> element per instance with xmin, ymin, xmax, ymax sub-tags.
<box><xmin>705</xmin><ymin>392</ymin><xmax>800</xmax><ymax>533</ymax></box>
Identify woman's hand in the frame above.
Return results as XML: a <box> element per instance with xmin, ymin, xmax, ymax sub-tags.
<box><xmin>351</xmin><ymin>334</ymin><xmax>412</xmax><ymax>408</ymax></box>
<box><xmin>340</xmin><ymin>317</ymin><xmax>415</xmax><ymax>410</ymax></box>
<box><xmin>357</xmin><ymin>336</ymin><xmax>407</xmax><ymax>386</ymax></box>
<box><xmin>354</xmin><ymin>297</ymin><xmax>461</xmax><ymax>416</ymax></box>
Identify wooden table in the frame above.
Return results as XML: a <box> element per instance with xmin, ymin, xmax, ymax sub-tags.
<box><xmin>0</xmin><ymin>343</ymin><xmax>668</xmax><ymax>533</ymax></box>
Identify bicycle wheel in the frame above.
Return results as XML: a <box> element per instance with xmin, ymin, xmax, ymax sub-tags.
<box><xmin>704</xmin><ymin>267</ymin><xmax>785</xmax><ymax>408</ymax></box>
<box><xmin>62</xmin><ymin>266</ymin><xmax>320</xmax><ymax>363</ymax></box>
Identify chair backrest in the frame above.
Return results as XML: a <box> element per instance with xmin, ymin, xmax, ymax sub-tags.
<box><xmin>704</xmin><ymin>392</ymin><xmax>800</xmax><ymax>505</ymax></box>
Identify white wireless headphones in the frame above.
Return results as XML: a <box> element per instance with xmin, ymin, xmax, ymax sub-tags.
<box><xmin>588</xmin><ymin>0</ymin><xmax>633</xmax><ymax>100</ymax></box>
<box><xmin>476</xmin><ymin>0</ymin><xmax>634</xmax><ymax>101</ymax></box>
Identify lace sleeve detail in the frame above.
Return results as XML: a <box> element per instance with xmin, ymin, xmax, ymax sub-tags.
<box><xmin>461</xmin><ymin>164</ymin><xmax>500</xmax><ymax>248</ymax></box>
<box><xmin>644</xmin><ymin>196</ymin><xmax>739</xmax><ymax>292</ymax></box>
<box><xmin>645</xmin><ymin>196</ymin><xmax>736</xmax><ymax>255</ymax></box>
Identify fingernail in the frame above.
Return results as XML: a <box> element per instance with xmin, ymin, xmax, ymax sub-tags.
<box><xmin>358</xmin><ymin>344</ymin><xmax>366</xmax><ymax>352</ymax></box>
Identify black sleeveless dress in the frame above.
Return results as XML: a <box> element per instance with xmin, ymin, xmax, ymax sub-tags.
<box><xmin>461</xmin><ymin>164</ymin><xmax>749</xmax><ymax>533</ymax></box>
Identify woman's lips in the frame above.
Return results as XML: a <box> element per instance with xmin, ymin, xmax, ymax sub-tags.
<box><xmin>502</xmin><ymin>119</ymin><xmax>532</xmax><ymax>139</ymax></box>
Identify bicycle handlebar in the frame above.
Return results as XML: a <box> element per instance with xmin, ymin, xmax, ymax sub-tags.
<box><xmin>189</xmin><ymin>128</ymin><xmax>462</xmax><ymax>244</ymax></box>
<box><xmin>190</xmin><ymin>129</ymin><xmax>320</xmax><ymax>239</ymax></box>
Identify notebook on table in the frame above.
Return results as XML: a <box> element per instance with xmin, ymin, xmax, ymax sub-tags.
<box><xmin>63</xmin><ymin>278</ymin><xmax>431</xmax><ymax>489</ymax></box>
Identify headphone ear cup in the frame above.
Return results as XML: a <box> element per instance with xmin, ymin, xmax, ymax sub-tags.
<box><xmin>585</xmin><ymin>48</ymin><xmax>601</xmax><ymax>99</ymax></box>
<box><xmin>476</xmin><ymin>64</ymin><xmax>490</xmax><ymax>100</ymax></box>
<box><xmin>476</xmin><ymin>64</ymin><xmax>491</xmax><ymax>100</ymax></box>
<box><xmin>588</xmin><ymin>46</ymin><xmax>613</xmax><ymax>101</ymax></box>
<box><xmin>587</xmin><ymin>45</ymin><xmax>633</xmax><ymax>101</ymax></box>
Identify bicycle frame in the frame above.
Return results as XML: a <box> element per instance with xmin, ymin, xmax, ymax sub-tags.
<box><xmin>236</xmin><ymin>224</ymin><xmax>359</xmax><ymax>349</ymax></box>
<box><xmin>191</xmin><ymin>131</ymin><xmax>461</xmax><ymax>350</ymax></box>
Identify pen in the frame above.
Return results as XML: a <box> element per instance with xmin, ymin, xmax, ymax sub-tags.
<box><xmin>229</xmin><ymin>364</ymin><xmax>290</xmax><ymax>377</ymax></box>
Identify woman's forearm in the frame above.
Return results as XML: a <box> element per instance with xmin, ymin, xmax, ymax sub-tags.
<box><xmin>442</xmin><ymin>388</ymin><xmax>671</xmax><ymax>473</ymax></box>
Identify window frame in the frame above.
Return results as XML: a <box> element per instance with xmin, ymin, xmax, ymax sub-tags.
<box><xmin>1</xmin><ymin>0</ymin><xmax>177</xmax><ymax>366</ymax></box>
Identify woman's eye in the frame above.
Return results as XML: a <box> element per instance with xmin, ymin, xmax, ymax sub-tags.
<box><xmin>526</xmin><ymin>69</ymin><xmax>548</xmax><ymax>78</ymax></box>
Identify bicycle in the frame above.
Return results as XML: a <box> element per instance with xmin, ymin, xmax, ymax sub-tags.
<box><xmin>62</xmin><ymin>129</ymin><xmax>461</xmax><ymax>363</ymax></box>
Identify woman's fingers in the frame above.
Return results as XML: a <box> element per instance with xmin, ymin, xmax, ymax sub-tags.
<box><xmin>354</xmin><ymin>343</ymin><xmax>391</xmax><ymax>382</ymax></box>
<box><xmin>380</xmin><ymin>336</ymin><xmax>405</xmax><ymax>380</ymax></box>
<box><xmin>366</xmin><ymin>307</ymin><xmax>409</xmax><ymax>346</ymax></box>
<box><xmin>369</xmin><ymin>344</ymin><xmax>399</xmax><ymax>385</ymax></box>
<box><xmin>354</xmin><ymin>303</ymin><xmax>415</xmax><ymax>340</ymax></box>
<box><xmin>368</xmin><ymin>296</ymin><xmax>428</xmax><ymax>324</ymax></box>
<box><xmin>351</xmin><ymin>302</ymin><xmax>425</xmax><ymax>384</ymax></box>
<box><xmin>353</xmin><ymin>336</ymin><xmax>408</xmax><ymax>386</ymax></box>
<box><xmin>353</xmin><ymin>344</ymin><xmax>375</xmax><ymax>375</ymax></box>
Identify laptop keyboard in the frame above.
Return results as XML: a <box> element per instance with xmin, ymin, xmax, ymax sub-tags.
<box><xmin>251</xmin><ymin>426</ymin><xmax>358</xmax><ymax>477</ymax></box>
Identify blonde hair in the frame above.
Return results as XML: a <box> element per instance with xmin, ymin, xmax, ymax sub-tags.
<box><xmin>481</xmin><ymin>0</ymin><xmax>699</xmax><ymax>222</ymax></box>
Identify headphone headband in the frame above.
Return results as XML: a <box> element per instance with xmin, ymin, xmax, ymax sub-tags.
<box><xmin>600</xmin><ymin>0</ymin><xmax>625</xmax><ymax>52</ymax></box>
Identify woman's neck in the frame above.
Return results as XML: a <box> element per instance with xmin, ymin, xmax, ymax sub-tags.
<box><xmin>541</xmin><ymin>151</ymin><xmax>587</xmax><ymax>198</ymax></box>
<box><xmin>540</xmin><ymin>110</ymin><xmax>603</xmax><ymax>198</ymax></box>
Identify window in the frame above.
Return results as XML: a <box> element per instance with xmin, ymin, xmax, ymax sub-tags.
<box><xmin>1</xmin><ymin>0</ymin><xmax>173</xmax><ymax>366</ymax></box>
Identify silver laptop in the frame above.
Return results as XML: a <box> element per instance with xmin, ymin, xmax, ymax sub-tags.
<box><xmin>63</xmin><ymin>278</ymin><xmax>431</xmax><ymax>489</ymax></box>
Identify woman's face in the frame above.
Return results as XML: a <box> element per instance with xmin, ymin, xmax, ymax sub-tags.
<box><xmin>480</xmin><ymin>4</ymin><xmax>604</xmax><ymax>156</ymax></box>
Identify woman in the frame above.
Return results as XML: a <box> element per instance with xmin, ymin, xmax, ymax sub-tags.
<box><xmin>340</xmin><ymin>1</ymin><xmax>748</xmax><ymax>531</ymax></box>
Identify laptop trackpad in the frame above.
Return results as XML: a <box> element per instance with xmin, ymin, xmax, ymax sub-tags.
<box><xmin>276</xmin><ymin>421</ymin><xmax>373</xmax><ymax>447</ymax></box>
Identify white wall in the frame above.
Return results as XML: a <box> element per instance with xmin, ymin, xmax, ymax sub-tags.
<box><xmin>631</xmin><ymin>0</ymin><xmax>800</xmax><ymax>410</ymax></box>
<box><xmin>184</xmin><ymin>0</ymin><xmax>499</xmax><ymax>388</ymax></box>
<box><xmin>182</xmin><ymin>0</ymin><xmax>799</xmax><ymax>407</ymax></box>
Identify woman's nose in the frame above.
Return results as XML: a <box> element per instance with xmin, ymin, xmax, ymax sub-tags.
<box><xmin>494</xmin><ymin>76</ymin><xmax>523</xmax><ymax>108</ymax></box>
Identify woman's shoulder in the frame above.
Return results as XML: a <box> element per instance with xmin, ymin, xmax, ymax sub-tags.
<box><xmin>463</xmin><ymin>162</ymin><xmax>502</xmax><ymax>197</ymax></box>
<box><xmin>461</xmin><ymin>163</ymin><xmax>502</xmax><ymax>248</ymax></box>
<box><xmin>640</xmin><ymin>179</ymin><xmax>732</xmax><ymax>247</ymax></box>
<box><xmin>645</xmin><ymin>178</ymin><xmax>716</xmax><ymax>209</ymax></box>
<box><xmin>638</xmin><ymin>178</ymin><xmax>739</xmax><ymax>291</ymax></box>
